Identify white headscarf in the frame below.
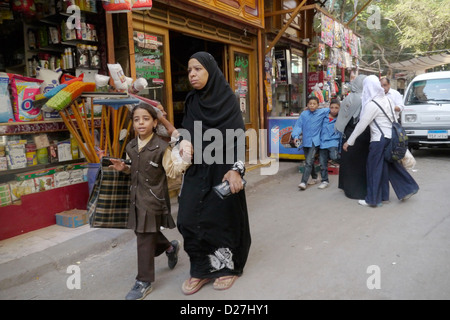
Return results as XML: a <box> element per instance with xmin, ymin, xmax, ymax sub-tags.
<box><xmin>361</xmin><ymin>75</ymin><xmax>385</xmax><ymax>116</ymax></box>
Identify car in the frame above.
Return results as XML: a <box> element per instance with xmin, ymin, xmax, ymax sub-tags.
<box><xmin>401</xmin><ymin>71</ymin><xmax>450</xmax><ymax>150</ymax></box>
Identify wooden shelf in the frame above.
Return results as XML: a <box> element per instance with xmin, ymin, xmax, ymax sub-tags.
<box><xmin>0</xmin><ymin>117</ymin><xmax>102</xmax><ymax>135</ymax></box>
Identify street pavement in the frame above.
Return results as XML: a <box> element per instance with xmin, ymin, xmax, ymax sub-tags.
<box><xmin>1</xmin><ymin>148</ymin><xmax>450</xmax><ymax>301</ymax></box>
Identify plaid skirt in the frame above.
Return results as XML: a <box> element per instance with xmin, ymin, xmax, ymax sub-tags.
<box><xmin>87</xmin><ymin>166</ymin><xmax>131</xmax><ymax>229</ymax></box>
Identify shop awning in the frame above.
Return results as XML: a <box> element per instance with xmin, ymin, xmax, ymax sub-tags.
<box><xmin>389</xmin><ymin>52</ymin><xmax>450</xmax><ymax>71</ymax></box>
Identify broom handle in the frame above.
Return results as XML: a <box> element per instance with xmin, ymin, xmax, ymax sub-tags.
<box><xmin>119</xmin><ymin>119</ymin><xmax>132</xmax><ymax>158</ymax></box>
<box><xmin>60</xmin><ymin>109</ymin><xmax>94</xmax><ymax>163</ymax></box>
<box><xmin>100</xmin><ymin>106</ymin><xmax>105</xmax><ymax>150</ymax></box>
<box><xmin>71</xmin><ymin>103</ymin><xmax>99</xmax><ymax>163</ymax></box>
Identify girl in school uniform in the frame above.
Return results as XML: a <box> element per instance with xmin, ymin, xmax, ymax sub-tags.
<box><xmin>110</xmin><ymin>102</ymin><xmax>191</xmax><ymax>300</ymax></box>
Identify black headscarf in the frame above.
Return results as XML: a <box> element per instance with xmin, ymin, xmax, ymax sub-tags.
<box><xmin>182</xmin><ymin>51</ymin><xmax>245</xmax><ymax>138</ymax></box>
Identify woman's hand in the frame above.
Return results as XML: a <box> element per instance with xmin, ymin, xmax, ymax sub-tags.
<box><xmin>223</xmin><ymin>170</ymin><xmax>244</xmax><ymax>194</ymax></box>
<box><xmin>109</xmin><ymin>158</ymin><xmax>128</xmax><ymax>171</ymax></box>
<box><xmin>342</xmin><ymin>142</ymin><xmax>349</xmax><ymax>152</ymax></box>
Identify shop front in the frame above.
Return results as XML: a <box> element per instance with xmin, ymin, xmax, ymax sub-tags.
<box><xmin>266</xmin><ymin>46</ymin><xmax>307</xmax><ymax>160</ymax></box>
<box><xmin>109</xmin><ymin>0</ymin><xmax>264</xmax><ymax>158</ymax></box>
<box><xmin>263</xmin><ymin>0</ymin><xmax>362</xmax><ymax>160</ymax></box>
<box><xmin>0</xmin><ymin>1</ymin><xmax>108</xmax><ymax>240</ymax></box>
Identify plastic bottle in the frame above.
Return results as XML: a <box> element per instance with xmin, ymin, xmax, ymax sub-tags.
<box><xmin>70</xmin><ymin>135</ymin><xmax>79</xmax><ymax>160</ymax></box>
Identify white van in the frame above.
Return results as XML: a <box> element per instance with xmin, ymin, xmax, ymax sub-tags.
<box><xmin>402</xmin><ymin>71</ymin><xmax>450</xmax><ymax>150</ymax></box>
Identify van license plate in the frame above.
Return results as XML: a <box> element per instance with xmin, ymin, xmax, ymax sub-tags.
<box><xmin>428</xmin><ymin>130</ymin><xmax>448</xmax><ymax>139</ymax></box>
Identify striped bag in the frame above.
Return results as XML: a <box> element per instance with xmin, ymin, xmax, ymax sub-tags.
<box><xmin>87</xmin><ymin>166</ymin><xmax>130</xmax><ymax>229</ymax></box>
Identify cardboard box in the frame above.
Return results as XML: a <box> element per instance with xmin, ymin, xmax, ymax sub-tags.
<box><xmin>55</xmin><ymin>209</ymin><xmax>88</xmax><ymax>228</ymax></box>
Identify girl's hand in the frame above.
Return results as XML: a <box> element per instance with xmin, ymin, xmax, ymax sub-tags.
<box><xmin>109</xmin><ymin>158</ymin><xmax>127</xmax><ymax>171</ymax></box>
<box><xmin>223</xmin><ymin>170</ymin><xmax>244</xmax><ymax>194</ymax></box>
<box><xmin>179</xmin><ymin>140</ymin><xmax>193</xmax><ymax>163</ymax></box>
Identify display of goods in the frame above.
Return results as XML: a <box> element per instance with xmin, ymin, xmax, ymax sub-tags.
<box><xmin>10</xmin><ymin>74</ymin><xmax>43</xmax><ymax>121</ymax></box>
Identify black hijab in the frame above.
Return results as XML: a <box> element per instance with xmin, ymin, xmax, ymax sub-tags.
<box><xmin>182</xmin><ymin>51</ymin><xmax>245</xmax><ymax>138</ymax></box>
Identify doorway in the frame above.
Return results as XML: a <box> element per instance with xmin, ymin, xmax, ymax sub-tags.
<box><xmin>169</xmin><ymin>31</ymin><xmax>225</xmax><ymax>128</ymax></box>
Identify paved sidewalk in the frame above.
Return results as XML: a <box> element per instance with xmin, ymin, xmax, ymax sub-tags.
<box><xmin>0</xmin><ymin>159</ymin><xmax>296</xmax><ymax>292</ymax></box>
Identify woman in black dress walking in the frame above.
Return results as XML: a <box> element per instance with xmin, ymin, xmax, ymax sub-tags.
<box><xmin>177</xmin><ymin>51</ymin><xmax>251</xmax><ymax>294</ymax></box>
<box><xmin>335</xmin><ymin>75</ymin><xmax>370</xmax><ymax>199</ymax></box>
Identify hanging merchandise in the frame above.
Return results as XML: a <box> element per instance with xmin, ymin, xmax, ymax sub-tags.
<box><xmin>321</xmin><ymin>14</ymin><xmax>334</xmax><ymax>47</ymax></box>
<box><xmin>132</xmin><ymin>0</ymin><xmax>152</xmax><ymax>10</ymax></box>
<box><xmin>311</xmin><ymin>83</ymin><xmax>324</xmax><ymax>103</ymax></box>
<box><xmin>344</xmin><ymin>28</ymin><xmax>350</xmax><ymax>52</ymax></box>
<box><xmin>12</xmin><ymin>0</ymin><xmax>36</xmax><ymax>16</ymax></box>
<box><xmin>318</xmin><ymin>43</ymin><xmax>326</xmax><ymax>65</ymax></box>
<box><xmin>102</xmin><ymin>0</ymin><xmax>132</xmax><ymax>13</ymax></box>
<box><xmin>334</xmin><ymin>21</ymin><xmax>343</xmax><ymax>49</ymax></box>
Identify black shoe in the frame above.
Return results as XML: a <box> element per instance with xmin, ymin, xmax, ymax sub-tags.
<box><xmin>125</xmin><ymin>281</ymin><xmax>152</xmax><ymax>300</ymax></box>
<box><xmin>166</xmin><ymin>240</ymin><xmax>180</xmax><ymax>270</ymax></box>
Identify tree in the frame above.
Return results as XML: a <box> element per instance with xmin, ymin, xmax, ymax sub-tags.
<box><xmin>387</xmin><ymin>0</ymin><xmax>450</xmax><ymax>54</ymax></box>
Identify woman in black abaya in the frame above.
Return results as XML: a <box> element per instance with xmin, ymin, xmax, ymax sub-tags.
<box><xmin>177</xmin><ymin>52</ymin><xmax>251</xmax><ymax>294</ymax></box>
<box><xmin>335</xmin><ymin>75</ymin><xmax>370</xmax><ymax>199</ymax></box>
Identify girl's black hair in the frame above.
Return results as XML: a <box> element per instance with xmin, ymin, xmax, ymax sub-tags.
<box><xmin>131</xmin><ymin>102</ymin><xmax>158</xmax><ymax>120</ymax></box>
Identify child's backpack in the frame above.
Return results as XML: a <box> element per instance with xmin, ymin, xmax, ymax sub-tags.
<box><xmin>373</xmin><ymin>99</ymin><xmax>408</xmax><ymax>163</ymax></box>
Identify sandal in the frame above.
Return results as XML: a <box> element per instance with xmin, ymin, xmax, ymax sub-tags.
<box><xmin>213</xmin><ymin>275</ymin><xmax>238</xmax><ymax>290</ymax></box>
<box><xmin>181</xmin><ymin>277</ymin><xmax>211</xmax><ymax>295</ymax></box>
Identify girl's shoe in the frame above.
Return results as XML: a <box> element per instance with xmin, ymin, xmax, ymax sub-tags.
<box><xmin>166</xmin><ymin>240</ymin><xmax>180</xmax><ymax>269</ymax></box>
<box><xmin>125</xmin><ymin>281</ymin><xmax>152</xmax><ymax>300</ymax></box>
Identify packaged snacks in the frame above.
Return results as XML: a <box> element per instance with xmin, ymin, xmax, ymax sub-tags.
<box><xmin>132</xmin><ymin>0</ymin><xmax>152</xmax><ymax>10</ymax></box>
<box><xmin>10</xmin><ymin>74</ymin><xmax>43</xmax><ymax>122</ymax></box>
<box><xmin>0</xmin><ymin>73</ymin><xmax>14</xmax><ymax>123</ymax></box>
<box><xmin>103</xmin><ymin>0</ymin><xmax>132</xmax><ymax>13</ymax></box>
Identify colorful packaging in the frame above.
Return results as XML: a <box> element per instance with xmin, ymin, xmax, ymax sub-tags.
<box><xmin>103</xmin><ymin>0</ymin><xmax>132</xmax><ymax>13</ymax></box>
<box><xmin>10</xmin><ymin>75</ymin><xmax>43</xmax><ymax>122</ymax></box>
<box><xmin>0</xmin><ymin>73</ymin><xmax>14</xmax><ymax>123</ymax></box>
<box><xmin>132</xmin><ymin>0</ymin><xmax>152</xmax><ymax>10</ymax></box>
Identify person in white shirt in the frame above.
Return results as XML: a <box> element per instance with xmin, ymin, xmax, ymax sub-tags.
<box><xmin>342</xmin><ymin>75</ymin><xmax>419</xmax><ymax>207</ymax></box>
<box><xmin>380</xmin><ymin>77</ymin><xmax>404</xmax><ymax>119</ymax></box>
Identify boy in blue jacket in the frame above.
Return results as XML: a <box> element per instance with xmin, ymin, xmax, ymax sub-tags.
<box><xmin>318</xmin><ymin>99</ymin><xmax>342</xmax><ymax>189</ymax></box>
<box><xmin>292</xmin><ymin>96</ymin><xmax>330</xmax><ymax>190</ymax></box>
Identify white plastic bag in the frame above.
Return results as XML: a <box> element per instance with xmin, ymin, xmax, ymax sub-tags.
<box><xmin>401</xmin><ymin>149</ymin><xmax>416</xmax><ymax>170</ymax></box>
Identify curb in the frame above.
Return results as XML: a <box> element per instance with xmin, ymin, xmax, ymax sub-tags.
<box><xmin>0</xmin><ymin>228</ymin><xmax>135</xmax><ymax>290</ymax></box>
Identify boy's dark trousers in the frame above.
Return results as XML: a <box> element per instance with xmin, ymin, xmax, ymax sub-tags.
<box><xmin>301</xmin><ymin>145</ymin><xmax>318</xmax><ymax>183</ymax></box>
<box><xmin>135</xmin><ymin>231</ymin><xmax>171</xmax><ymax>283</ymax></box>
